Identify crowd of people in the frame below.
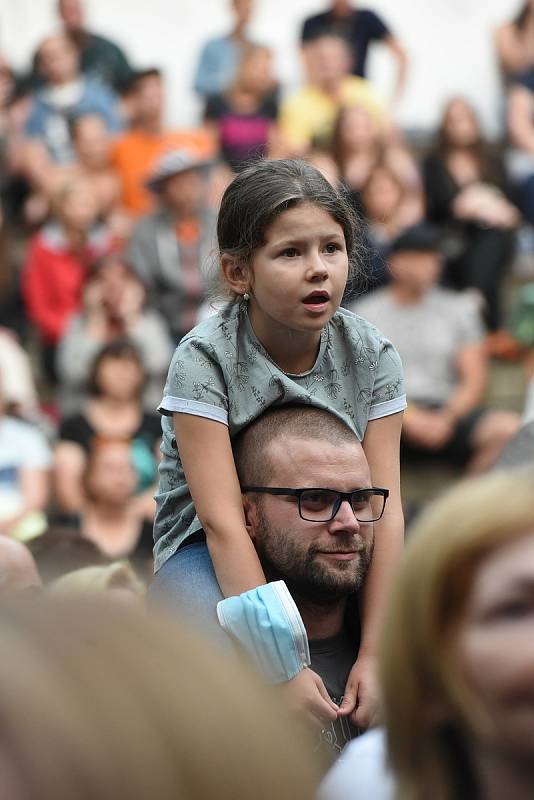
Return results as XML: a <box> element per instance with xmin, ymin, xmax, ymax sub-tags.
<box><xmin>1</xmin><ymin>1</ymin><xmax>534</xmax><ymax>798</ymax></box>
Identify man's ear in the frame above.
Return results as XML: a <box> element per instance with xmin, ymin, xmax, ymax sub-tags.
<box><xmin>242</xmin><ymin>494</ymin><xmax>258</xmax><ymax>542</ymax></box>
<box><xmin>221</xmin><ymin>254</ymin><xmax>250</xmax><ymax>296</ymax></box>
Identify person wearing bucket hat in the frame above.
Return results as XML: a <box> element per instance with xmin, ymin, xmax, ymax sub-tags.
<box><xmin>143</xmin><ymin>149</ymin><xmax>214</xmax><ymax>194</ymax></box>
<box><xmin>127</xmin><ymin>148</ymin><xmax>216</xmax><ymax>342</ymax></box>
<box><xmin>352</xmin><ymin>222</ymin><xmax>520</xmax><ymax>472</ymax></box>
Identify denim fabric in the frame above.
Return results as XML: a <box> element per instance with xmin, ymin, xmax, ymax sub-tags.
<box><xmin>148</xmin><ymin>542</ymin><xmax>228</xmax><ymax>648</ymax></box>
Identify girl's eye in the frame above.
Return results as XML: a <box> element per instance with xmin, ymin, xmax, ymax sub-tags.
<box><xmin>281</xmin><ymin>248</ymin><xmax>299</xmax><ymax>258</ymax></box>
<box><xmin>490</xmin><ymin>599</ymin><xmax>533</xmax><ymax>621</ymax></box>
<box><xmin>324</xmin><ymin>243</ymin><xmax>340</xmax><ymax>254</ymax></box>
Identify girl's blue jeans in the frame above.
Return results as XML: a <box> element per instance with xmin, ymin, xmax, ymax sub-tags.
<box><xmin>149</xmin><ymin>541</ymin><xmax>229</xmax><ymax>648</ymax></box>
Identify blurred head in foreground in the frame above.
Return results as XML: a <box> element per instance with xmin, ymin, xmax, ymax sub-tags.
<box><xmin>50</xmin><ymin>561</ymin><xmax>145</xmax><ymax>607</ymax></box>
<box><xmin>380</xmin><ymin>469</ymin><xmax>534</xmax><ymax>800</ymax></box>
<box><xmin>0</xmin><ymin>537</ymin><xmax>41</xmax><ymax>598</ymax></box>
<box><xmin>0</xmin><ymin>597</ymin><xmax>321</xmax><ymax>800</ymax></box>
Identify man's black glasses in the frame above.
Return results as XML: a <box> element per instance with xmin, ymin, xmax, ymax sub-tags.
<box><xmin>240</xmin><ymin>486</ymin><xmax>389</xmax><ymax>523</ymax></box>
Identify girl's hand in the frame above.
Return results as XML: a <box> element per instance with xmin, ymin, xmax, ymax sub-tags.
<box><xmin>277</xmin><ymin>667</ymin><xmax>339</xmax><ymax>730</ymax></box>
<box><xmin>338</xmin><ymin>655</ymin><xmax>379</xmax><ymax>729</ymax></box>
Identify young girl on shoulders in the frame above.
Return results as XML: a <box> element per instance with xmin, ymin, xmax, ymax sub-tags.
<box><xmin>152</xmin><ymin>159</ymin><xmax>405</xmax><ymax>728</ymax></box>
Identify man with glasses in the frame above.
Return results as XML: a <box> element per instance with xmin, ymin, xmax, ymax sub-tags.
<box><xmin>232</xmin><ymin>404</ymin><xmax>387</xmax><ymax>757</ymax></box>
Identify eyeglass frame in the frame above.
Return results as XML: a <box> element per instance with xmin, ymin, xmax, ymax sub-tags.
<box><xmin>240</xmin><ymin>486</ymin><xmax>389</xmax><ymax>523</ymax></box>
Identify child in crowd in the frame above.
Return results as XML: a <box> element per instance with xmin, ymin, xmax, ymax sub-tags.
<box><xmin>151</xmin><ymin>159</ymin><xmax>406</xmax><ymax>727</ymax></box>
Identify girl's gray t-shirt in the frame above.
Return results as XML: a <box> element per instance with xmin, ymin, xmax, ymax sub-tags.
<box><xmin>153</xmin><ymin>300</ymin><xmax>406</xmax><ymax>572</ymax></box>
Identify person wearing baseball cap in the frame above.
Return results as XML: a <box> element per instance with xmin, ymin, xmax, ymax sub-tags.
<box><xmin>350</xmin><ymin>222</ymin><xmax>520</xmax><ymax>473</ymax></box>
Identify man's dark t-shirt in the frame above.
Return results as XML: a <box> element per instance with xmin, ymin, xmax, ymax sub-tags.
<box><xmin>309</xmin><ymin>605</ymin><xmax>360</xmax><ymax>761</ymax></box>
<box><xmin>301</xmin><ymin>8</ymin><xmax>390</xmax><ymax>78</ymax></box>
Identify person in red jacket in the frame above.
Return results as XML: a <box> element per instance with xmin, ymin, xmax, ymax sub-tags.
<box><xmin>22</xmin><ymin>176</ymin><xmax>115</xmax><ymax>380</ymax></box>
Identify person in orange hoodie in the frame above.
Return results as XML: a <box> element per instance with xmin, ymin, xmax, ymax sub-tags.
<box><xmin>112</xmin><ymin>69</ymin><xmax>216</xmax><ymax>216</ymax></box>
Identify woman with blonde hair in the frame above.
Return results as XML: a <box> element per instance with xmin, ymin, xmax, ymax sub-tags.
<box><xmin>0</xmin><ymin>596</ymin><xmax>322</xmax><ymax>800</ymax></box>
<box><xmin>321</xmin><ymin>469</ymin><xmax>534</xmax><ymax>800</ymax></box>
<box><xmin>380</xmin><ymin>469</ymin><xmax>534</xmax><ymax>800</ymax></box>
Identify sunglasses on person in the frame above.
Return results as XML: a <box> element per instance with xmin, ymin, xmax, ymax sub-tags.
<box><xmin>240</xmin><ymin>486</ymin><xmax>389</xmax><ymax>523</ymax></box>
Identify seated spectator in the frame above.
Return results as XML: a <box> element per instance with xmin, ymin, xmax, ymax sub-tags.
<box><xmin>495</xmin><ymin>1</ymin><xmax>534</xmax><ymax>81</ymax></box>
<box><xmin>21</xmin><ymin>177</ymin><xmax>116</xmax><ymax>379</ymax></box>
<box><xmin>112</xmin><ymin>68</ymin><xmax>215</xmax><ymax>215</ymax></box>
<box><xmin>351</xmin><ymin>224</ymin><xmax>519</xmax><ymax>472</ymax></box>
<box><xmin>25</xmin><ymin>112</ymin><xmax>127</xmax><ymax>235</ymax></box>
<box><xmin>194</xmin><ymin>0</ymin><xmax>255</xmax><ymax>98</ymax></box>
<box><xmin>57</xmin><ymin>0</ymin><xmax>133</xmax><ymax>92</ymax></box>
<box><xmin>279</xmin><ymin>32</ymin><xmax>388</xmax><ymax>155</ymax></box>
<box><xmin>204</xmin><ymin>44</ymin><xmax>278</xmax><ymax>172</ymax></box>
<box><xmin>358</xmin><ymin>162</ymin><xmax>423</xmax><ymax>288</ymax></box>
<box><xmin>28</xmin><ymin>0</ymin><xmax>133</xmax><ymax>94</ymax></box>
<box><xmin>29</xmin><ymin>525</ymin><xmax>106</xmax><ymax>583</ymax></box>
<box><xmin>127</xmin><ymin>150</ymin><xmax>215</xmax><ymax>342</ymax></box>
<box><xmin>54</xmin><ymin>340</ymin><xmax>161</xmax><ymax>516</ymax></box>
<box><xmin>424</xmin><ymin>97</ymin><xmax>518</xmax><ymax>331</ymax></box>
<box><xmin>301</xmin><ymin>0</ymin><xmax>408</xmax><ymax>102</ymax></box>
<box><xmin>0</xmin><ymin>536</ymin><xmax>42</xmax><ymax>598</ymax></box>
<box><xmin>56</xmin><ymin>253</ymin><xmax>172</xmax><ymax>415</ymax></box>
<box><xmin>23</xmin><ymin>33</ymin><xmax>121</xmax><ymax>168</ymax></box>
<box><xmin>332</xmin><ymin>105</ymin><xmax>419</xmax><ymax>209</ymax></box>
<box><xmin>0</xmin><ymin>597</ymin><xmax>320</xmax><ymax>800</ymax></box>
<box><xmin>0</xmin><ymin>383</ymin><xmax>51</xmax><ymax>539</ymax></box>
<box><xmin>77</xmin><ymin>441</ymin><xmax>155</xmax><ymax>576</ymax></box>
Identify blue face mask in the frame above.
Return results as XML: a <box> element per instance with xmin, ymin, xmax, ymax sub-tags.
<box><xmin>217</xmin><ymin>580</ymin><xmax>311</xmax><ymax>683</ymax></box>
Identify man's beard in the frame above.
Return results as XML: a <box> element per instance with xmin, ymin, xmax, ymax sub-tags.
<box><xmin>252</xmin><ymin>506</ymin><xmax>373</xmax><ymax>606</ymax></box>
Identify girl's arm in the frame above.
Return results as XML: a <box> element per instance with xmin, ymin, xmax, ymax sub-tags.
<box><xmin>360</xmin><ymin>411</ymin><xmax>404</xmax><ymax>657</ymax></box>
<box><xmin>173</xmin><ymin>411</ymin><xmax>341</xmax><ymax>726</ymax></box>
<box><xmin>340</xmin><ymin>411</ymin><xmax>404</xmax><ymax>727</ymax></box>
<box><xmin>173</xmin><ymin>412</ymin><xmax>266</xmax><ymax>596</ymax></box>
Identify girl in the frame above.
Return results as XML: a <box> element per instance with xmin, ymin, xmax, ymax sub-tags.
<box><xmin>151</xmin><ymin>159</ymin><xmax>406</xmax><ymax>727</ymax></box>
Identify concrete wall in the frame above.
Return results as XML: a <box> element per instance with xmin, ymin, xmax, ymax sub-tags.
<box><xmin>0</xmin><ymin>0</ymin><xmax>523</xmax><ymax>134</ymax></box>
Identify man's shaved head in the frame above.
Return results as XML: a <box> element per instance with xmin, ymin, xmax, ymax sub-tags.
<box><xmin>0</xmin><ymin>537</ymin><xmax>41</xmax><ymax>598</ymax></box>
<box><xmin>233</xmin><ymin>405</ymin><xmax>358</xmax><ymax>487</ymax></box>
<box><xmin>235</xmin><ymin>405</ymin><xmax>372</xmax><ymax>606</ymax></box>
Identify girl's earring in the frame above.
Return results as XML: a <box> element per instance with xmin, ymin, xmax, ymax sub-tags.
<box><xmin>242</xmin><ymin>292</ymin><xmax>249</xmax><ymax>301</ymax></box>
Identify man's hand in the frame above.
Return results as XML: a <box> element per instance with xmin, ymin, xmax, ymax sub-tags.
<box><xmin>277</xmin><ymin>667</ymin><xmax>339</xmax><ymax>729</ymax></box>
<box><xmin>338</xmin><ymin>655</ymin><xmax>379</xmax><ymax>729</ymax></box>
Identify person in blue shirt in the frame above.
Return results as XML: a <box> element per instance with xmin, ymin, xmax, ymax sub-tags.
<box><xmin>301</xmin><ymin>1</ymin><xmax>408</xmax><ymax>103</ymax></box>
<box><xmin>193</xmin><ymin>0</ymin><xmax>255</xmax><ymax>98</ymax></box>
<box><xmin>25</xmin><ymin>33</ymin><xmax>121</xmax><ymax>166</ymax></box>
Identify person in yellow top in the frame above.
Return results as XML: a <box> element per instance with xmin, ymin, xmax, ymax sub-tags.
<box><xmin>279</xmin><ymin>31</ymin><xmax>388</xmax><ymax>155</ymax></box>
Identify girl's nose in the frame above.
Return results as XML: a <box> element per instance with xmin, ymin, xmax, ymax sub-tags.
<box><xmin>306</xmin><ymin>251</ymin><xmax>329</xmax><ymax>279</ymax></box>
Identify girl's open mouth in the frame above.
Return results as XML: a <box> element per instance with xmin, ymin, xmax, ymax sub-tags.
<box><xmin>302</xmin><ymin>290</ymin><xmax>330</xmax><ymax>309</ymax></box>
